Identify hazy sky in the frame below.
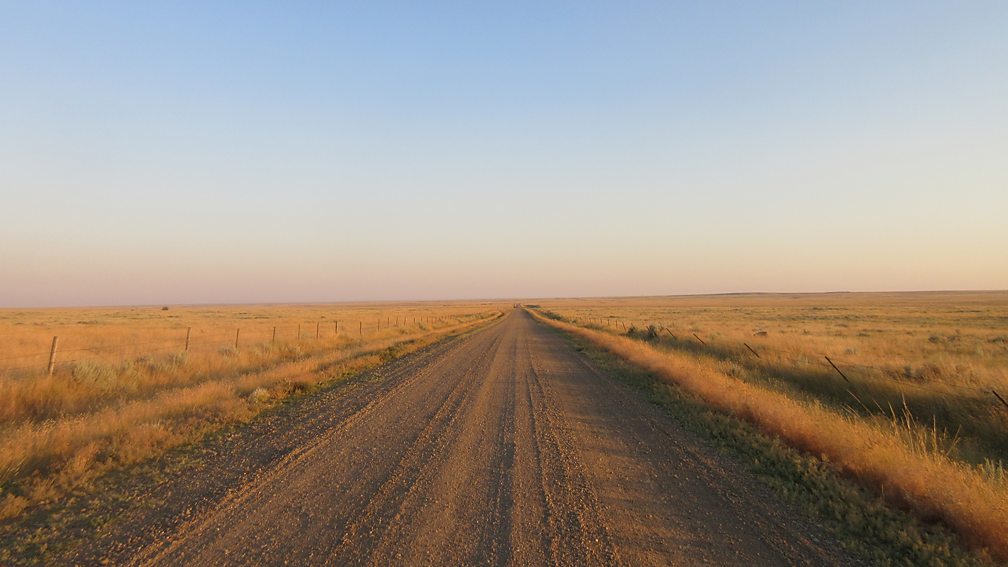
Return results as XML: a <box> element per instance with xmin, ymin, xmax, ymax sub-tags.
<box><xmin>2</xmin><ymin>2</ymin><xmax>1006</xmax><ymax>307</ymax></box>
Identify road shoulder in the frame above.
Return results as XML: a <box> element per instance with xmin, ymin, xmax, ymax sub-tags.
<box><xmin>537</xmin><ymin>316</ymin><xmax>988</xmax><ymax>566</ymax></box>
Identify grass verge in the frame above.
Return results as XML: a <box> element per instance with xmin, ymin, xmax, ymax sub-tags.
<box><xmin>534</xmin><ymin>310</ymin><xmax>1002</xmax><ymax>565</ymax></box>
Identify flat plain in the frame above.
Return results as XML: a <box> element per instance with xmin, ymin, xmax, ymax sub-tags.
<box><xmin>0</xmin><ymin>293</ymin><xmax>1005</xmax><ymax>565</ymax></box>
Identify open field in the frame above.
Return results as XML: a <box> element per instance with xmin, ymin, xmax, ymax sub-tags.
<box><xmin>0</xmin><ymin>298</ymin><xmax>1004</xmax><ymax>565</ymax></box>
<box><xmin>0</xmin><ymin>302</ymin><xmax>504</xmax><ymax>521</ymax></box>
<box><xmin>531</xmin><ymin>291</ymin><xmax>1008</xmax><ymax>560</ymax></box>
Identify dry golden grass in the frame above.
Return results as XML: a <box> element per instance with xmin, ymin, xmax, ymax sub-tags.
<box><xmin>0</xmin><ymin>302</ymin><xmax>504</xmax><ymax>520</ymax></box>
<box><xmin>532</xmin><ymin>292</ymin><xmax>1008</xmax><ymax>560</ymax></box>
<box><xmin>540</xmin><ymin>292</ymin><xmax>1008</xmax><ymax>389</ymax></box>
<box><xmin>539</xmin><ymin>292</ymin><xmax>1008</xmax><ymax>463</ymax></box>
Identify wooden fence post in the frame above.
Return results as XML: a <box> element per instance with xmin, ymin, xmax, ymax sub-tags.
<box><xmin>316</xmin><ymin>321</ymin><xmax>320</xmax><ymax>339</ymax></box>
<box><xmin>824</xmin><ymin>355</ymin><xmax>851</xmax><ymax>383</ymax></box>
<box><xmin>272</xmin><ymin>326</ymin><xmax>276</xmax><ymax>344</ymax></box>
<box><xmin>991</xmin><ymin>390</ymin><xmax>1008</xmax><ymax>413</ymax></box>
<box><xmin>297</xmin><ymin>324</ymin><xmax>301</xmax><ymax>342</ymax></box>
<box><xmin>47</xmin><ymin>336</ymin><xmax>59</xmax><ymax>375</ymax></box>
<box><xmin>185</xmin><ymin>327</ymin><xmax>191</xmax><ymax>351</ymax></box>
<box><xmin>235</xmin><ymin>328</ymin><xmax>240</xmax><ymax>349</ymax></box>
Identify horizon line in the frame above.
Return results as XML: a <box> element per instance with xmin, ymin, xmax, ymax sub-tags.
<box><xmin>2</xmin><ymin>288</ymin><xmax>1006</xmax><ymax>310</ymax></box>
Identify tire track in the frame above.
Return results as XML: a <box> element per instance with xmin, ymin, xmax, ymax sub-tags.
<box><xmin>524</xmin><ymin>333</ymin><xmax>620</xmax><ymax>566</ymax></box>
<box><xmin>337</xmin><ymin>331</ymin><xmax>505</xmax><ymax>565</ymax></box>
<box><xmin>138</xmin><ymin>323</ymin><xmax>504</xmax><ymax>566</ymax></box>
<box><xmin>361</xmin><ymin>320</ymin><xmax>518</xmax><ymax>566</ymax></box>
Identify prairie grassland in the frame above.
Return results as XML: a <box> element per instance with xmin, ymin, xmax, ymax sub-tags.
<box><xmin>0</xmin><ymin>302</ymin><xmax>503</xmax><ymax>520</ymax></box>
<box><xmin>533</xmin><ymin>291</ymin><xmax>1008</xmax><ymax>560</ymax></box>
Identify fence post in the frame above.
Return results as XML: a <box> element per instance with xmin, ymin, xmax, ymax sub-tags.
<box><xmin>316</xmin><ymin>321</ymin><xmax>320</xmax><ymax>339</ymax></box>
<box><xmin>47</xmin><ymin>336</ymin><xmax>59</xmax><ymax>375</ymax></box>
<box><xmin>824</xmin><ymin>355</ymin><xmax>851</xmax><ymax>383</ymax></box>
<box><xmin>235</xmin><ymin>328</ymin><xmax>240</xmax><ymax>349</ymax></box>
<box><xmin>272</xmin><ymin>326</ymin><xmax>277</xmax><ymax>343</ymax></box>
<box><xmin>992</xmin><ymin>390</ymin><xmax>1008</xmax><ymax>413</ymax></box>
<box><xmin>185</xmin><ymin>327</ymin><xmax>191</xmax><ymax>351</ymax></box>
<box><xmin>360</xmin><ymin>321</ymin><xmax>363</xmax><ymax>336</ymax></box>
<box><xmin>297</xmin><ymin>323</ymin><xmax>301</xmax><ymax>342</ymax></box>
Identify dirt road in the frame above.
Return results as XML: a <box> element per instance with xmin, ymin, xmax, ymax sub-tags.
<box><xmin>103</xmin><ymin>309</ymin><xmax>851</xmax><ymax>566</ymax></box>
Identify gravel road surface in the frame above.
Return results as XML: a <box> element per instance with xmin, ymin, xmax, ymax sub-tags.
<box><xmin>83</xmin><ymin>309</ymin><xmax>852</xmax><ymax>566</ymax></box>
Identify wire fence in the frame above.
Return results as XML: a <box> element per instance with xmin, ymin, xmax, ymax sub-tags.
<box><xmin>0</xmin><ymin>312</ymin><xmax>487</xmax><ymax>378</ymax></box>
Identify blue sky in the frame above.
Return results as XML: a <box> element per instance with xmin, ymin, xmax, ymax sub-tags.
<box><xmin>1</xmin><ymin>2</ymin><xmax>1006</xmax><ymax>306</ymax></box>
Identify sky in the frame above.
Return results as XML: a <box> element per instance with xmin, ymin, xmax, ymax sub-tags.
<box><xmin>1</xmin><ymin>1</ymin><xmax>1006</xmax><ymax>307</ymax></box>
